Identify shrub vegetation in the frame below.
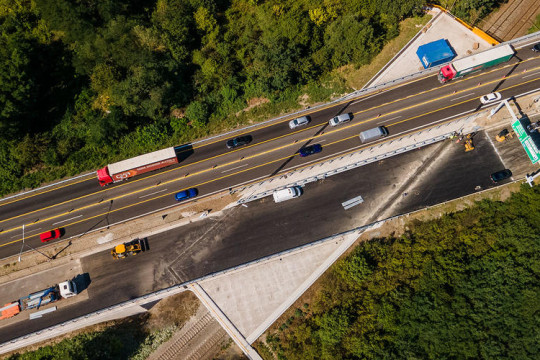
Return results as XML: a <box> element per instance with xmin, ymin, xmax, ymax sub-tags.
<box><xmin>259</xmin><ymin>185</ymin><xmax>540</xmax><ymax>359</ymax></box>
<box><xmin>0</xmin><ymin>0</ymin><xmax>501</xmax><ymax>195</ymax></box>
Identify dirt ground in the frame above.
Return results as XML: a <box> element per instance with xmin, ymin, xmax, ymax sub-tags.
<box><xmin>0</xmin><ymin>288</ymin><xmax>248</xmax><ymax>360</ymax></box>
<box><xmin>0</xmin><ymin>291</ymin><xmax>200</xmax><ymax>359</ymax></box>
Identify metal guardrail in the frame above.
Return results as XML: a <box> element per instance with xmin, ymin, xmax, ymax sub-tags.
<box><xmin>232</xmin><ymin>116</ymin><xmax>475</xmax><ymax>204</ymax></box>
<box><xmin>6</xmin><ymin>26</ymin><xmax>539</xmax><ymax>204</ymax></box>
<box><xmin>0</xmin><ymin>224</ymin><xmax>369</xmax><ymax>349</ymax></box>
<box><xmin>3</xmin><ymin>27</ymin><xmax>540</xmax><ymax>355</ymax></box>
<box><xmin>346</xmin><ymin>31</ymin><xmax>540</xmax><ymax>102</ymax></box>
<box><xmin>1</xmin><ymin>121</ymin><xmax>533</xmax><ymax>351</ymax></box>
<box><xmin>504</xmin><ymin>31</ymin><xmax>540</xmax><ymax>47</ymax></box>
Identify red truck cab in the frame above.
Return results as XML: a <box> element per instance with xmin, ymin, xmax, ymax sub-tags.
<box><xmin>438</xmin><ymin>65</ymin><xmax>456</xmax><ymax>83</ymax></box>
<box><xmin>97</xmin><ymin>166</ymin><xmax>113</xmax><ymax>186</ymax></box>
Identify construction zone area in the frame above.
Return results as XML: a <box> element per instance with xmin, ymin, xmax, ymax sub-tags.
<box><xmin>111</xmin><ymin>238</ymin><xmax>148</xmax><ymax>259</ymax></box>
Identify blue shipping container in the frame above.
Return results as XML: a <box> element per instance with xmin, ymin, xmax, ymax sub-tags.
<box><xmin>416</xmin><ymin>39</ymin><xmax>455</xmax><ymax>69</ymax></box>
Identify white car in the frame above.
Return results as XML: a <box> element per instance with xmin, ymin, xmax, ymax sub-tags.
<box><xmin>289</xmin><ymin>116</ymin><xmax>310</xmax><ymax>129</ymax></box>
<box><xmin>480</xmin><ymin>92</ymin><xmax>502</xmax><ymax>104</ymax></box>
<box><xmin>329</xmin><ymin>113</ymin><xmax>352</xmax><ymax>127</ymax></box>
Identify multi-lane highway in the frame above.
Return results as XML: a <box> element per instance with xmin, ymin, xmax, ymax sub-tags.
<box><xmin>1</xmin><ymin>46</ymin><xmax>540</xmax><ymax>260</ymax></box>
<box><xmin>0</xmin><ymin>125</ymin><xmax>513</xmax><ymax>342</ymax></box>
<box><xmin>1</xmin><ymin>42</ymin><xmax>538</xmax><ymax>343</ymax></box>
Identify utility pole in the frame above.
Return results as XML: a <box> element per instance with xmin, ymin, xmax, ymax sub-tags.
<box><xmin>18</xmin><ymin>224</ymin><xmax>25</xmax><ymax>262</ymax></box>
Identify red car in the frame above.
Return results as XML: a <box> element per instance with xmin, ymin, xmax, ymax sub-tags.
<box><xmin>40</xmin><ymin>229</ymin><xmax>61</xmax><ymax>242</ymax></box>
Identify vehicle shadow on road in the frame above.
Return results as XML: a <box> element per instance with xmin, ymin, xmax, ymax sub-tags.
<box><xmin>73</xmin><ymin>273</ymin><xmax>91</xmax><ymax>293</ymax></box>
<box><xmin>139</xmin><ymin>237</ymin><xmax>150</xmax><ymax>252</ymax></box>
<box><xmin>268</xmin><ymin>102</ymin><xmax>354</xmax><ymax>177</ymax></box>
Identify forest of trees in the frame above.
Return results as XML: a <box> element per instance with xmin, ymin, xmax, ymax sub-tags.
<box><xmin>258</xmin><ymin>185</ymin><xmax>540</xmax><ymax>359</ymax></box>
<box><xmin>0</xmin><ymin>0</ymin><xmax>503</xmax><ymax>196</ymax></box>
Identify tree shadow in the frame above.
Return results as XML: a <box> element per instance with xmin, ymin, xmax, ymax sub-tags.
<box><xmin>78</xmin><ymin>314</ymin><xmax>150</xmax><ymax>360</ymax></box>
<box><xmin>472</xmin><ymin>55</ymin><xmax>521</xmax><ymax>113</ymax></box>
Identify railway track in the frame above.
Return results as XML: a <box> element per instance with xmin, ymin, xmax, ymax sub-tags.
<box><xmin>150</xmin><ymin>310</ymin><xmax>231</xmax><ymax>360</ymax></box>
<box><xmin>479</xmin><ymin>0</ymin><xmax>540</xmax><ymax>41</ymax></box>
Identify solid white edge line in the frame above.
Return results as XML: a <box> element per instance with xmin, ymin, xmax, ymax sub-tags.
<box><xmin>485</xmin><ymin>130</ymin><xmax>509</xmax><ymax>170</ymax></box>
<box><xmin>139</xmin><ymin>189</ymin><xmax>168</xmax><ymax>198</ymax></box>
<box><xmin>52</xmin><ymin>215</ymin><xmax>83</xmax><ymax>226</ymax></box>
<box><xmin>451</xmin><ymin>92</ymin><xmax>475</xmax><ymax>101</ymax></box>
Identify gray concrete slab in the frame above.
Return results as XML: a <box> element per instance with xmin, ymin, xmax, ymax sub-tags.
<box><xmin>198</xmin><ymin>235</ymin><xmax>349</xmax><ymax>342</ymax></box>
<box><xmin>2</xmin><ymin>8</ymin><xmax>537</xmax><ymax>359</ymax></box>
<box><xmin>0</xmin><ymin>260</ymin><xmax>89</xmax><ymax>328</ymax></box>
<box><xmin>194</xmin><ymin>76</ymin><xmax>540</xmax><ymax>360</ymax></box>
<box><xmin>190</xmin><ymin>283</ymin><xmax>262</xmax><ymax>359</ymax></box>
<box><xmin>371</xmin><ymin>9</ymin><xmax>493</xmax><ymax>86</ymax></box>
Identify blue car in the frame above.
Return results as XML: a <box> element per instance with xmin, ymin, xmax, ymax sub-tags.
<box><xmin>299</xmin><ymin>144</ymin><xmax>322</xmax><ymax>157</ymax></box>
<box><xmin>175</xmin><ymin>188</ymin><xmax>198</xmax><ymax>201</ymax></box>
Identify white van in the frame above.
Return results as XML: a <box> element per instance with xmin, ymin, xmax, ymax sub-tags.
<box><xmin>359</xmin><ymin>126</ymin><xmax>388</xmax><ymax>143</ymax></box>
<box><xmin>272</xmin><ymin>186</ymin><xmax>302</xmax><ymax>203</ymax></box>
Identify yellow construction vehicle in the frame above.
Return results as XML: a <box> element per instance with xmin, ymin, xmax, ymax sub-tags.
<box><xmin>111</xmin><ymin>240</ymin><xmax>142</xmax><ymax>259</ymax></box>
<box><xmin>464</xmin><ymin>133</ymin><xmax>475</xmax><ymax>152</ymax></box>
<box><xmin>495</xmin><ymin>129</ymin><xmax>513</xmax><ymax>142</ymax></box>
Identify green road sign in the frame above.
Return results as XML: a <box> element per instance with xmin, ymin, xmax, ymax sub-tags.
<box><xmin>512</xmin><ymin>119</ymin><xmax>540</xmax><ymax>164</ymax></box>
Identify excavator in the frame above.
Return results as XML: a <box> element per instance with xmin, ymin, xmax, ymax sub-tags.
<box><xmin>495</xmin><ymin>128</ymin><xmax>514</xmax><ymax>142</ymax></box>
<box><xmin>111</xmin><ymin>240</ymin><xmax>142</xmax><ymax>259</ymax></box>
<box><xmin>464</xmin><ymin>133</ymin><xmax>475</xmax><ymax>152</ymax></box>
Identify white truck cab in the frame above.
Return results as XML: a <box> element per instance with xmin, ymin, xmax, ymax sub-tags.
<box><xmin>58</xmin><ymin>280</ymin><xmax>78</xmax><ymax>298</ymax></box>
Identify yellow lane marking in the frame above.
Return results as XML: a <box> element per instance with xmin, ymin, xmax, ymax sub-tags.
<box><xmin>2</xmin><ymin>56</ymin><xmax>535</xmax><ymax>212</ymax></box>
<box><xmin>357</xmin><ymin>71</ymin><xmax>540</xmax><ymax>127</ymax></box>
<box><xmin>389</xmin><ymin>77</ymin><xmax>540</xmax><ymax>127</ymax></box>
<box><xmin>2</xmin><ymin>60</ymin><xmax>538</xmax><ymax>229</ymax></box>
<box><xmin>3</xmin><ymin>72</ymin><xmax>539</xmax><ymax>235</ymax></box>
<box><xmin>0</xmin><ymin>176</ymin><xmax>93</xmax><ymax>207</ymax></box>
<box><xmin>185</xmin><ymin>57</ymin><xmax>538</xmax><ymax>151</ymax></box>
<box><xmin>4</xmin><ymin>73</ymin><xmax>539</xmax><ymax>246</ymax></box>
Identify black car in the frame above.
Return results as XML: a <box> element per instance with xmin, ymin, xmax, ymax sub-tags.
<box><xmin>532</xmin><ymin>44</ymin><xmax>540</xmax><ymax>52</ymax></box>
<box><xmin>490</xmin><ymin>169</ymin><xmax>512</xmax><ymax>183</ymax></box>
<box><xmin>226</xmin><ymin>135</ymin><xmax>252</xmax><ymax>149</ymax></box>
<box><xmin>299</xmin><ymin>144</ymin><xmax>323</xmax><ymax>157</ymax></box>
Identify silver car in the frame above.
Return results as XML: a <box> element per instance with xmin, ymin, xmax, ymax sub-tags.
<box><xmin>329</xmin><ymin>113</ymin><xmax>352</xmax><ymax>127</ymax></box>
<box><xmin>289</xmin><ymin>116</ymin><xmax>310</xmax><ymax>129</ymax></box>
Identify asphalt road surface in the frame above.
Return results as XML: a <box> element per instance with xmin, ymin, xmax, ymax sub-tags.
<box><xmin>1</xmin><ymin>46</ymin><xmax>539</xmax><ymax>258</ymax></box>
<box><xmin>0</xmin><ymin>130</ymin><xmax>510</xmax><ymax>342</ymax></box>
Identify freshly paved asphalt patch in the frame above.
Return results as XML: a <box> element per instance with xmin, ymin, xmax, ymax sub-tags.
<box><xmin>0</xmin><ymin>132</ymin><xmax>514</xmax><ymax>343</ymax></box>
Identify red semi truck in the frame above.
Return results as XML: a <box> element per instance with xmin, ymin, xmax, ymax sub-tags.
<box><xmin>97</xmin><ymin>147</ymin><xmax>178</xmax><ymax>186</ymax></box>
<box><xmin>438</xmin><ymin>44</ymin><xmax>515</xmax><ymax>83</ymax></box>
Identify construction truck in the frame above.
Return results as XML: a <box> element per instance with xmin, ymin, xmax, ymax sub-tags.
<box><xmin>0</xmin><ymin>280</ymin><xmax>78</xmax><ymax>320</ymax></box>
<box><xmin>111</xmin><ymin>240</ymin><xmax>142</xmax><ymax>259</ymax></box>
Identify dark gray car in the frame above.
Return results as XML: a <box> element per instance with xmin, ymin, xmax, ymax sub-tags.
<box><xmin>226</xmin><ymin>135</ymin><xmax>252</xmax><ymax>149</ymax></box>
